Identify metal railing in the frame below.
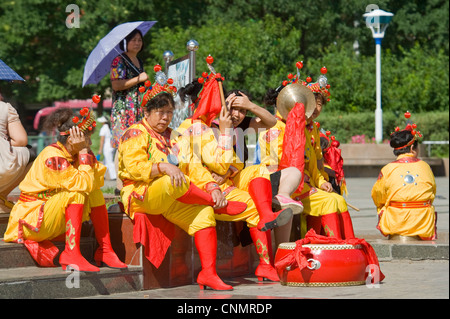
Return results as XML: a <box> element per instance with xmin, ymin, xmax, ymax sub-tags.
<box><xmin>422</xmin><ymin>141</ymin><xmax>449</xmax><ymax>157</ymax></box>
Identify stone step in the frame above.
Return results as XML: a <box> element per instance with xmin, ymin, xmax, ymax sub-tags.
<box><xmin>0</xmin><ymin>265</ymin><xmax>143</xmax><ymax>299</ymax></box>
<box><xmin>0</xmin><ymin>237</ymin><xmax>96</xmax><ymax>269</ymax></box>
<box><xmin>361</xmin><ymin>232</ymin><xmax>449</xmax><ymax>261</ymax></box>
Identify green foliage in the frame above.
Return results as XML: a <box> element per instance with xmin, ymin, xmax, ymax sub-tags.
<box><xmin>317</xmin><ymin>111</ymin><xmax>449</xmax><ymax>156</ymax></box>
<box><xmin>0</xmin><ymin>0</ymin><xmax>448</xmax><ymax>137</ymax></box>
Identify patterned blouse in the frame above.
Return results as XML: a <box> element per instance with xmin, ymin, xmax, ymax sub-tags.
<box><xmin>110</xmin><ymin>54</ymin><xmax>144</xmax><ymax>148</ymax></box>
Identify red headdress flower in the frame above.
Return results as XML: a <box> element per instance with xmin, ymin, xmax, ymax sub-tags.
<box><xmin>141</xmin><ymin>64</ymin><xmax>177</xmax><ymax>108</ymax></box>
<box><xmin>390</xmin><ymin>111</ymin><xmax>423</xmax><ymax>150</ymax></box>
<box><xmin>281</xmin><ymin>62</ymin><xmax>331</xmax><ymax>102</ymax></box>
<box><xmin>60</xmin><ymin>95</ymin><xmax>98</xmax><ymax>135</ymax></box>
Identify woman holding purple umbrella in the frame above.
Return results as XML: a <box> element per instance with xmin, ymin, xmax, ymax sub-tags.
<box><xmin>110</xmin><ymin>29</ymin><xmax>149</xmax><ymax>191</ymax></box>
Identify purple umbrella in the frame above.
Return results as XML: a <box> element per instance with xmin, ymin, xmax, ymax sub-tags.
<box><xmin>82</xmin><ymin>21</ymin><xmax>157</xmax><ymax>87</ymax></box>
<box><xmin>0</xmin><ymin>58</ymin><xmax>25</xmax><ymax>82</ymax></box>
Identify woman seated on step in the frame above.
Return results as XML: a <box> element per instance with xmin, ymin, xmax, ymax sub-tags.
<box><xmin>4</xmin><ymin>106</ymin><xmax>126</xmax><ymax>272</ymax></box>
<box><xmin>117</xmin><ymin>65</ymin><xmax>247</xmax><ymax>291</ymax></box>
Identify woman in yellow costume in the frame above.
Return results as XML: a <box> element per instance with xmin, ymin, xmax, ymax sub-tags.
<box><xmin>4</xmin><ymin>106</ymin><xmax>126</xmax><ymax>272</ymax></box>
<box><xmin>260</xmin><ymin>62</ymin><xmax>355</xmax><ymax>239</ymax></box>
<box><xmin>372</xmin><ymin>112</ymin><xmax>436</xmax><ymax>240</ymax></box>
<box><xmin>222</xmin><ymin>89</ymin><xmax>304</xmax><ymax>252</ymax></box>
<box><xmin>118</xmin><ymin>65</ymin><xmax>246</xmax><ymax>291</ymax></box>
<box><xmin>176</xmin><ymin>57</ymin><xmax>293</xmax><ymax>281</ymax></box>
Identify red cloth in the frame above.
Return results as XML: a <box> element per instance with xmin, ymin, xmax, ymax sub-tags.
<box><xmin>323</xmin><ymin>138</ymin><xmax>345</xmax><ymax>185</ymax></box>
<box><xmin>279</xmin><ymin>102</ymin><xmax>306</xmax><ymax>193</ymax></box>
<box><xmin>133</xmin><ymin>213</ymin><xmax>175</xmax><ymax>268</ymax></box>
<box><xmin>274</xmin><ymin>229</ymin><xmax>385</xmax><ymax>284</ymax></box>
<box><xmin>192</xmin><ymin>74</ymin><xmax>223</xmax><ymax>126</ymax></box>
<box><xmin>23</xmin><ymin>240</ymin><xmax>59</xmax><ymax>267</ymax></box>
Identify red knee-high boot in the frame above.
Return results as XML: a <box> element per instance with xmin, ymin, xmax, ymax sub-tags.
<box><xmin>59</xmin><ymin>204</ymin><xmax>100</xmax><ymax>272</ymax></box>
<box><xmin>248</xmin><ymin>177</ymin><xmax>293</xmax><ymax>232</ymax></box>
<box><xmin>195</xmin><ymin>227</ymin><xmax>233</xmax><ymax>290</ymax></box>
<box><xmin>307</xmin><ymin>215</ymin><xmax>323</xmax><ymax>235</ymax></box>
<box><xmin>90</xmin><ymin>205</ymin><xmax>127</xmax><ymax>269</ymax></box>
<box><xmin>249</xmin><ymin>227</ymin><xmax>279</xmax><ymax>281</ymax></box>
<box><xmin>339</xmin><ymin>211</ymin><xmax>355</xmax><ymax>239</ymax></box>
<box><xmin>321</xmin><ymin>213</ymin><xmax>343</xmax><ymax>239</ymax></box>
<box><xmin>176</xmin><ymin>183</ymin><xmax>246</xmax><ymax>215</ymax></box>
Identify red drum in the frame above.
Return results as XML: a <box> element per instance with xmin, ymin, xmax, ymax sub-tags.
<box><xmin>275</xmin><ymin>242</ymin><xmax>368</xmax><ymax>287</ymax></box>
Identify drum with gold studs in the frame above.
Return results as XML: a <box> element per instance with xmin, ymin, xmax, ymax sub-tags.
<box><xmin>274</xmin><ymin>242</ymin><xmax>368</xmax><ymax>287</ymax></box>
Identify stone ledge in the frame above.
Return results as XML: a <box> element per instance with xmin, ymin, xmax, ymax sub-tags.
<box><xmin>0</xmin><ymin>265</ymin><xmax>143</xmax><ymax>299</ymax></box>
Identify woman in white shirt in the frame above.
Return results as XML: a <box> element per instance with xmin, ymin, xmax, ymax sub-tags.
<box><xmin>97</xmin><ymin>116</ymin><xmax>116</xmax><ymax>180</ymax></box>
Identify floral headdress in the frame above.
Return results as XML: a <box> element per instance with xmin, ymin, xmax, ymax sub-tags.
<box><xmin>390</xmin><ymin>111</ymin><xmax>423</xmax><ymax>150</ymax></box>
<box><xmin>281</xmin><ymin>61</ymin><xmax>331</xmax><ymax>101</ymax></box>
<box><xmin>140</xmin><ymin>64</ymin><xmax>177</xmax><ymax>108</ymax></box>
<box><xmin>60</xmin><ymin>95</ymin><xmax>99</xmax><ymax>135</ymax></box>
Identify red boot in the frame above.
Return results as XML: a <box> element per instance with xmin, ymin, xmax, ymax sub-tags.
<box><xmin>59</xmin><ymin>204</ymin><xmax>100</xmax><ymax>272</ymax></box>
<box><xmin>177</xmin><ymin>182</ymin><xmax>246</xmax><ymax>215</ymax></box>
<box><xmin>339</xmin><ymin>211</ymin><xmax>355</xmax><ymax>239</ymax></box>
<box><xmin>90</xmin><ymin>205</ymin><xmax>127</xmax><ymax>269</ymax></box>
<box><xmin>248</xmin><ymin>177</ymin><xmax>293</xmax><ymax>232</ymax></box>
<box><xmin>321</xmin><ymin>213</ymin><xmax>343</xmax><ymax>239</ymax></box>
<box><xmin>249</xmin><ymin>227</ymin><xmax>279</xmax><ymax>282</ymax></box>
<box><xmin>195</xmin><ymin>227</ymin><xmax>233</xmax><ymax>290</ymax></box>
<box><xmin>307</xmin><ymin>215</ymin><xmax>323</xmax><ymax>235</ymax></box>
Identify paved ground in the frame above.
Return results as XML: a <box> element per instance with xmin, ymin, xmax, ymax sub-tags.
<box><xmin>84</xmin><ymin>176</ymin><xmax>449</xmax><ymax>301</ymax></box>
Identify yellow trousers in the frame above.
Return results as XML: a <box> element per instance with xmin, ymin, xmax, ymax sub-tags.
<box><xmin>232</xmin><ymin>164</ymin><xmax>271</xmax><ymax>192</ymax></box>
<box><xmin>214</xmin><ymin>188</ymin><xmax>260</xmax><ymax>228</ymax></box>
<box><xmin>123</xmin><ymin>175</ymin><xmax>216</xmax><ymax>236</ymax></box>
<box><xmin>300</xmin><ymin>188</ymin><xmax>348</xmax><ymax>217</ymax></box>
<box><xmin>4</xmin><ymin>189</ymin><xmax>105</xmax><ymax>243</ymax></box>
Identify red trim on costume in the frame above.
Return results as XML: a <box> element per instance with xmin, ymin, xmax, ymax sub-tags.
<box><xmin>390</xmin><ymin>200</ymin><xmax>431</xmax><ymax>209</ymax></box>
<box><xmin>17</xmin><ymin>203</ymin><xmax>45</xmax><ymax>244</ymax></box>
<box><xmin>205</xmin><ymin>182</ymin><xmax>220</xmax><ymax>193</ymax></box>
<box><xmin>391</xmin><ymin>157</ymin><xmax>421</xmax><ymax>164</ymax></box>
<box><xmin>45</xmin><ymin>156</ymin><xmax>71</xmax><ymax>171</ymax></box>
<box><xmin>222</xmin><ymin>186</ymin><xmax>236</xmax><ymax>197</ymax></box>
<box><xmin>293</xmin><ymin>187</ymin><xmax>318</xmax><ymax>201</ymax></box>
<box><xmin>19</xmin><ymin>193</ymin><xmax>38</xmax><ymax>202</ymax></box>
<box><xmin>120</xmin><ymin>128</ymin><xmax>143</xmax><ymax>143</ymax></box>
<box><xmin>126</xmin><ymin>186</ymin><xmax>148</xmax><ymax>216</ymax></box>
<box><xmin>78</xmin><ymin>153</ymin><xmax>95</xmax><ymax>166</ymax></box>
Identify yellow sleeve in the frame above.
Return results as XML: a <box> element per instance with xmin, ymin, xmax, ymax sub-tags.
<box><xmin>305</xmin><ymin>137</ymin><xmax>327</xmax><ymax>189</ymax></box>
<box><xmin>258</xmin><ymin>122</ymin><xmax>284</xmax><ymax>166</ymax></box>
<box><xmin>371</xmin><ymin>169</ymin><xmax>387</xmax><ymax>212</ymax></box>
<box><xmin>118</xmin><ymin>127</ymin><xmax>153</xmax><ymax>184</ymax></box>
<box><xmin>179</xmin><ymin>121</ymin><xmax>233</xmax><ymax>176</ymax></box>
<box><xmin>41</xmin><ymin>152</ymin><xmax>96</xmax><ymax>193</ymax></box>
<box><xmin>312</xmin><ymin>124</ymin><xmax>323</xmax><ymax>161</ymax></box>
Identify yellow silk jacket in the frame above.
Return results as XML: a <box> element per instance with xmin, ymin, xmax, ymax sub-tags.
<box><xmin>4</xmin><ymin>142</ymin><xmax>103</xmax><ymax>242</ymax></box>
<box><xmin>371</xmin><ymin>154</ymin><xmax>436</xmax><ymax>239</ymax></box>
<box><xmin>176</xmin><ymin>118</ymin><xmax>240</xmax><ymax>193</ymax></box>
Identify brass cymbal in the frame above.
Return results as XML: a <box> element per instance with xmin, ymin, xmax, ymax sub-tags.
<box><xmin>276</xmin><ymin>83</ymin><xmax>316</xmax><ymax>121</ymax></box>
